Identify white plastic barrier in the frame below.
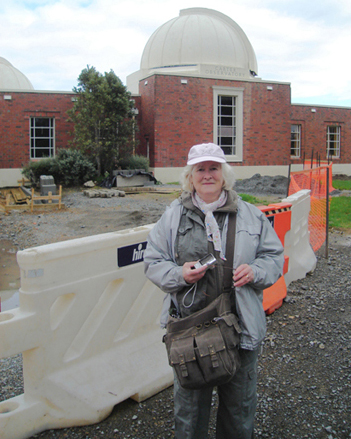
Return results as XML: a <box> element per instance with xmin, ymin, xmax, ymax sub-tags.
<box><xmin>0</xmin><ymin>191</ymin><xmax>317</xmax><ymax>439</ymax></box>
<box><xmin>282</xmin><ymin>190</ymin><xmax>317</xmax><ymax>286</ymax></box>
<box><xmin>0</xmin><ymin>225</ymin><xmax>173</xmax><ymax>439</ymax></box>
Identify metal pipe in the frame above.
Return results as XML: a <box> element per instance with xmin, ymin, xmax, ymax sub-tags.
<box><xmin>325</xmin><ymin>167</ymin><xmax>330</xmax><ymax>259</ymax></box>
<box><xmin>286</xmin><ymin>164</ymin><xmax>291</xmax><ymax>198</ymax></box>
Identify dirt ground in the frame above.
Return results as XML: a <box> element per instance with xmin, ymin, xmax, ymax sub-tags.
<box><xmin>0</xmin><ymin>173</ymin><xmax>291</xmax><ymax>251</ymax></box>
<box><xmin>0</xmin><ymin>174</ymin><xmax>348</xmax><ymax>251</ymax></box>
<box><xmin>0</xmin><ymin>177</ymin><xmax>351</xmax><ymax>439</ymax></box>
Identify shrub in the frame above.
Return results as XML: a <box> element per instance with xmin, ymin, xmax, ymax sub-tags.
<box><xmin>22</xmin><ymin>149</ymin><xmax>97</xmax><ymax>187</ymax></box>
<box><xmin>118</xmin><ymin>155</ymin><xmax>149</xmax><ymax>172</ymax></box>
<box><xmin>22</xmin><ymin>158</ymin><xmax>59</xmax><ymax>184</ymax></box>
<box><xmin>54</xmin><ymin>149</ymin><xmax>97</xmax><ymax>186</ymax></box>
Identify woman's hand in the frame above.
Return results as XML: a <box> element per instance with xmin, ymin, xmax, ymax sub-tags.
<box><xmin>233</xmin><ymin>264</ymin><xmax>254</xmax><ymax>287</ymax></box>
<box><xmin>183</xmin><ymin>261</ymin><xmax>207</xmax><ymax>284</ymax></box>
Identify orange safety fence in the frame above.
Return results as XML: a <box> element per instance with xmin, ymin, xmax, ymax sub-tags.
<box><xmin>288</xmin><ymin>163</ymin><xmax>332</xmax><ymax>252</ymax></box>
<box><xmin>303</xmin><ymin>160</ymin><xmax>335</xmax><ymax>193</ymax></box>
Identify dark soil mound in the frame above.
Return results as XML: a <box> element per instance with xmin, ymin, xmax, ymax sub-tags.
<box><xmin>235</xmin><ymin>174</ymin><xmax>289</xmax><ymax>196</ymax></box>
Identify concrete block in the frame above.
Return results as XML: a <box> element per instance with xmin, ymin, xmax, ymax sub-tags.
<box><xmin>40</xmin><ymin>184</ymin><xmax>56</xmax><ymax>196</ymax></box>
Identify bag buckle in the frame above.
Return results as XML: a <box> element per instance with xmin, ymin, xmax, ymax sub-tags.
<box><xmin>179</xmin><ymin>354</ymin><xmax>189</xmax><ymax>377</ymax></box>
<box><xmin>208</xmin><ymin>345</ymin><xmax>219</xmax><ymax>368</ymax></box>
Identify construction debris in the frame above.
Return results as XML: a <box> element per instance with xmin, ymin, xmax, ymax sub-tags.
<box><xmin>84</xmin><ymin>180</ymin><xmax>96</xmax><ymax>188</ymax></box>
<box><xmin>0</xmin><ymin>185</ymin><xmax>63</xmax><ymax>212</ymax></box>
<box><xmin>10</xmin><ymin>187</ymin><xmax>31</xmax><ymax>205</ymax></box>
<box><xmin>83</xmin><ymin>189</ymin><xmax>126</xmax><ymax>198</ymax></box>
<box><xmin>82</xmin><ymin>186</ymin><xmax>181</xmax><ymax>198</ymax></box>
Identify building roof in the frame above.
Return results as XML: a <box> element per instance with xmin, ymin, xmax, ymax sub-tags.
<box><xmin>0</xmin><ymin>57</ymin><xmax>34</xmax><ymax>90</ymax></box>
<box><xmin>127</xmin><ymin>8</ymin><xmax>258</xmax><ymax>93</ymax></box>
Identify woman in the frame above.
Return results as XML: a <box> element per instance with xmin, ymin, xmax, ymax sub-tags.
<box><xmin>144</xmin><ymin>143</ymin><xmax>284</xmax><ymax>439</ymax></box>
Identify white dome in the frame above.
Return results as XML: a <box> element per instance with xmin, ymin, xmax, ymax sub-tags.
<box><xmin>127</xmin><ymin>8</ymin><xmax>258</xmax><ymax>93</ymax></box>
<box><xmin>0</xmin><ymin>57</ymin><xmax>34</xmax><ymax>90</ymax></box>
<box><xmin>141</xmin><ymin>8</ymin><xmax>258</xmax><ymax>75</ymax></box>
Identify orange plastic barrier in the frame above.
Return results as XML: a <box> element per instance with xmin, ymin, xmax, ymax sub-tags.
<box><xmin>258</xmin><ymin>203</ymin><xmax>292</xmax><ymax>315</ymax></box>
<box><xmin>262</xmin><ymin>276</ymin><xmax>287</xmax><ymax>315</ymax></box>
<box><xmin>288</xmin><ymin>164</ymin><xmax>330</xmax><ymax>252</ymax></box>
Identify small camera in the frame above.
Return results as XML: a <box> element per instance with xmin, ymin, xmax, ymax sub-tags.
<box><xmin>193</xmin><ymin>253</ymin><xmax>217</xmax><ymax>270</ymax></box>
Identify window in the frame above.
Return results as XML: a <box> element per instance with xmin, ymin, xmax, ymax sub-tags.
<box><xmin>291</xmin><ymin>124</ymin><xmax>301</xmax><ymax>158</ymax></box>
<box><xmin>30</xmin><ymin>117</ymin><xmax>55</xmax><ymax>159</ymax></box>
<box><xmin>326</xmin><ymin>126</ymin><xmax>340</xmax><ymax>158</ymax></box>
<box><xmin>213</xmin><ymin>86</ymin><xmax>243</xmax><ymax>161</ymax></box>
<box><xmin>217</xmin><ymin>96</ymin><xmax>236</xmax><ymax>155</ymax></box>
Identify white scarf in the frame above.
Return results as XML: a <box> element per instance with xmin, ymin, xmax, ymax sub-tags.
<box><xmin>192</xmin><ymin>190</ymin><xmax>227</xmax><ymax>260</ymax></box>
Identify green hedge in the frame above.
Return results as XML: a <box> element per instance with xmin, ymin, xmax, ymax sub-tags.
<box><xmin>118</xmin><ymin>155</ymin><xmax>149</xmax><ymax>172</ymax></box>
<box><xmin>22</xmin><ymin>149</ymin><xmax>97</xmax><ymax>186</ymax></box>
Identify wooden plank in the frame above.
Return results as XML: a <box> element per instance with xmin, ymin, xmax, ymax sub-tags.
<box><xmin>10</xmin><ymin>187</ymin><xmax>30</xmax><ymax>204</ymax></box>
<box><xmin>17</xmin><ymin>177</ymin><xmax>31</xmax><ymax>186</ymax></box>
<box><xmin>31</xmin><ymin>186</ymin><xmax>63</xmax><ymax>212</ymax></box>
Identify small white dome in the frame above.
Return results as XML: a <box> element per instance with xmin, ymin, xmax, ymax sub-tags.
<box><xmin>141</xmin><ymin>8</ymin><xmax>257</xmax><ymax>76</ymax></box>
<box><xmin>0</xmin><ymin>57</ymin><xmax>34</xmax><ymax>90</ymax></box>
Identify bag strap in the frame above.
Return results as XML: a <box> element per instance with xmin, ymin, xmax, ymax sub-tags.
<box><xmin>223</xmin><ymin>212</ymin><xmax>236</xmax><ymax>293</ymax></box>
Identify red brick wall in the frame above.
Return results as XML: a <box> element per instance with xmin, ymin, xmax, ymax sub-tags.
<box><xmin>137</xmin><ymin>77</ymin><xmax>157</xmax><ymax>163</ymax></box>
<box><xmin>2</xmin><ymin>84</ymin><xmax>350</xmax><ymax>172</ymax></box>
<box><xmin>0</xmin><ymin>91</ymin><xmax>75</xmax><ymax>169</ymax></box>
<box><xmin>241</xmin><ymin>80</ymin><xmax>291</xmax><ymax>167</ymax></box>
<box><xmin>136</xmin><ymin>75</ymin><xmax>292</xmax><ymax>168</ymax></box>
<box><xmin>291</xmin><ymin>104</ymin><xmax>351</xmax><ymax>163</ymax></box>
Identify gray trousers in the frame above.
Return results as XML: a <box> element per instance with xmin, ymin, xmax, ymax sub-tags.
<box><xmin>173</xmin><ymin>348</ymin><xmax>259</xmax><ymax>439</ymax></box>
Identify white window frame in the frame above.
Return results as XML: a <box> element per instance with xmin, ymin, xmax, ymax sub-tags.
<box><xmin>30</xmin><ymin>117</ymin><xmax>55</xmax><ymax>159</ymax></box>
<box><xmin>291</xmin><ymin>124</ymin><xmax>301</xmax><ymax>158</ymax></box>
<box><xmin>326</xmin><ymin>125</ymin><xmax>340</xmax><ymax>159</ymax></box>
<box><xmin>213</xmin><ymin>86</ymin><xmax>244</xmax><ymax>162</ymax></box>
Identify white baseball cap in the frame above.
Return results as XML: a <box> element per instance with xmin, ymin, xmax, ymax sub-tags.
<box><xmin>187</xmin><ymin>143</ymin><xmax>226</xmax><ymax>166</ymax></box>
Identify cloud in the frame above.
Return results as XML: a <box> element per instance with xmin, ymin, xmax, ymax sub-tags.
<box><xmin>234</xmin><ymin>0</ymin><xmax>351</xmax><ymax>105</ymax></box>
<box><xmin>0</xmin><ymin>0</ymin><xmax>350</xmax><ymax>106</ymax></box>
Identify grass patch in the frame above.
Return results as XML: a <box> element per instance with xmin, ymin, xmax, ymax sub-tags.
<box><xmin>329</xmin><ymin>196</ymin><xmax>351</xmax><ymax>229</ymax></box>
<box><xmin>332</xmin><ymin>180</ymin><xmax>351</xmax><ymax>191</ymax></box>
<box><xmin>238</xmin><ymin>193</ymin><xmax>269</xmax><ymax>205</ymax></box>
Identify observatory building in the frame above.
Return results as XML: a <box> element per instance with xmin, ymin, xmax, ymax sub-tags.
<box><xmin>0</xmin><ymin>8</ymin><xmax>350</xmax><ymax>186</ymax></box>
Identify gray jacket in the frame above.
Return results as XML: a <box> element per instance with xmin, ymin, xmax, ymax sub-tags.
<box><xmin>144</xmin><ymin>191</ymin><xmax>284</xmax><ymax>350</ymax></box>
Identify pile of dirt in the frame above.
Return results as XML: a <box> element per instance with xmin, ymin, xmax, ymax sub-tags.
<box><xmin>235</xmin><ymin>174</ymin><xmax>289</xmax><ymax>196</ymax></box>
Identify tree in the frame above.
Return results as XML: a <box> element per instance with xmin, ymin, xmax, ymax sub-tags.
<box><xmin>68</xmin><ymin>66</ymin><xmax>135</xmax><ymax>176</ymax></box>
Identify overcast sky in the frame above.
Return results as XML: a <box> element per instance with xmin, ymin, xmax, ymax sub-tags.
<box><xmin>1</xmin><ymin>0</ymin><xmax>350</xmax><ymax>107</ymax></box>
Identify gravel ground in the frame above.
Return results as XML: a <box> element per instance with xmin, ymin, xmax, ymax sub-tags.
<box><xmin>0</xmin><ymin>178</ymin><xmax>350</xmax><ymax>439</ymax></box>
<box><xmin>0</xmin><ymin>189</ymin><xmax>177</xmax><ymax>250</ymax></box>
